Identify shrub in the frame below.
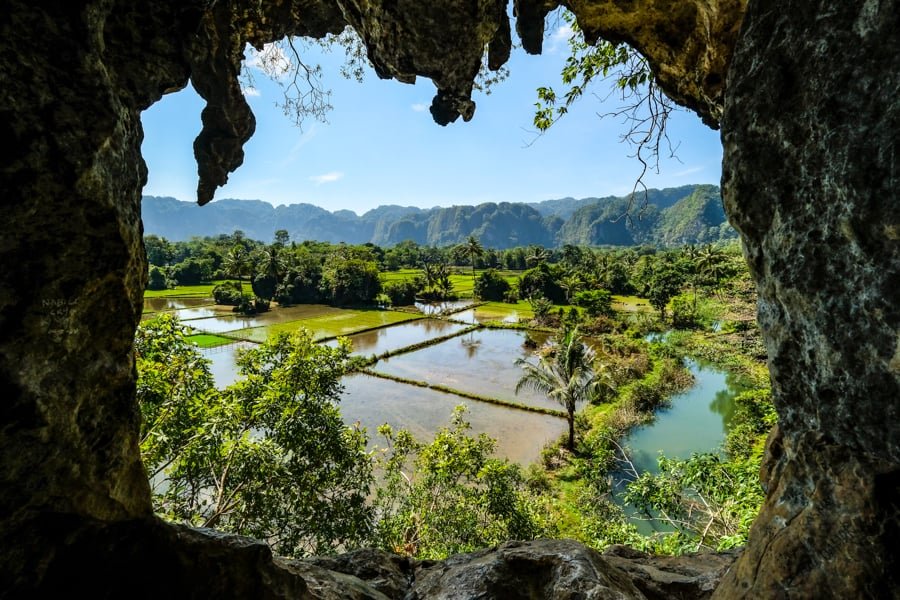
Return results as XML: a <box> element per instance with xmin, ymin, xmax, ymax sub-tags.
<box><xmin>213</xmin><ymin>281</ymin><xmax>243</xmax><ymax>306</ymax></box>
<box><xmin>573</xmin><ymin>289</ymin><xmax>613</xmax><ymax>318</ymax></box>
<box><xmin>147</xmin><ymin>265</ymin><xmax>169</xmax><ymax>291</ymax></box>
<box><xmin>473</xmin><ymin>269</ymin><xmax>510</xmax><ymax>301</ymax></box>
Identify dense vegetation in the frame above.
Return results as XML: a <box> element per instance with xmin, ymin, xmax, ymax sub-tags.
<box><xmin>142</xmin><ymin>184</ymin><xmax>736</xmax><ymax>248</ymax></box>
<box><xmin>139</xmin><ymin>234</ymin><xmax>772</xmax><ymax>560</ymax></box>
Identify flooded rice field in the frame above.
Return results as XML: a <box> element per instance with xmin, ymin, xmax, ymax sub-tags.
<box><xmin>340</xmin><ymin>374</ymin><xmax>566</xmax><ymax>465</ymax></box>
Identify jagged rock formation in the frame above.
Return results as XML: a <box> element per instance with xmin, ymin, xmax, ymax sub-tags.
<box><xmin>1</xmin><ymin>0</ymin><xmax>897</xmax><ymax>598</ymax></box>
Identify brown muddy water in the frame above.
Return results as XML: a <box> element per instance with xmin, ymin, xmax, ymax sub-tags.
<box><xmin>323</xmin><ymin>318</ymin><xmax>468</xmax><ymax>356</ymax></box>
<box><xmin>371</xmin><ymin>328</ymin><xmax>559</xmax><ymax>411</ymax></box>
<box><xmin>340</xmin><ymin>373</ymin><xmax>566</xmax><ymax>465</ymax></box>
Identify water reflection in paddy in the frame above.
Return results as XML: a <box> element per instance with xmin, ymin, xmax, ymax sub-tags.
<box><xmin>199</xmin><ymin>341</ymin><xmax>257</xmax><ymax>388</ymax></box>
<box><xmin>143</xmin><ymin>297</ymin><xmax>215</xmax><ymax>312</ymax></box>
<box><xmin>324</xmin><ymin>319</ymin><xmax>468</xmax><ymax>356</ymax></box>
<box><xmin>414</xmin><ymin>300</ymin><xmax>473</xmax><ymax>316</ymax></box>
<box><xmin>372</xmin><ymin>328</ymin><xmax>560</xmax><ymax>411</ymax></box>
<box><xmin>340</xmin><ymin>374</ymin><xmax>566</xmax><ymax>465</ymax></box>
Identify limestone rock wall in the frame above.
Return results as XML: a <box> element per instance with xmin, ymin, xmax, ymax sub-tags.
<box><xmin>2</xmin><ymin>0</ymin><xmax>897</xmax><ymax>597</ymax></box>
<box><xmin>715</xmin><ymin>0</ymin><xmax>900</xmax><ymax>596</ymax></box>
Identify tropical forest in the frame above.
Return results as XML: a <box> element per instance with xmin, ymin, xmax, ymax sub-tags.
<box><xmin>139</xmin><ymin>206</ymin><xmax>772</xmax><ymax>560</ymax></box>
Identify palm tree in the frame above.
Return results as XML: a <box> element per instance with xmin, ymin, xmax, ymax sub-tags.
<box><xmin>525</xmin><ymin>245</ymin><xmax>550</xmax><ymax>268</ymax></box>
<box><xmin>560</xmin><ymin>244</ymin><xmax>583</xmax><ymax>271</ymax></box>
<box><xmin>515</xmin><ymin>327</ymin><xmax>598</xmax><ymax>451</ymax></box>
<box><xmin>559</xmin><ymin>273</ymin><xmax>584</xmax><ymax>304</ymax></box>
<box><xmin>258</xmin><ymin>245</ymin><xmax>286</xmax><ymax>282</ymax></box>
<box><xmin>464</xmin><ymin>235</ymin><xmax>484</xmax><ymax>288</ymax></box>
<box><xmin>222</xmin><ymin>244</ymin><xmax>250</xmax><ymax>298</ymax></box>
<box><xmin>698</xmin><ymin>244</ymin><xmax>726</xmax><ymax>296</ymax></box>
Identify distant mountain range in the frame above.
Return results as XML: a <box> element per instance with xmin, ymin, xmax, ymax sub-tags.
<box><xmin>141</xmin><ymin>184</ymin><xmax>736</xmax><ymax>248</ymax></box>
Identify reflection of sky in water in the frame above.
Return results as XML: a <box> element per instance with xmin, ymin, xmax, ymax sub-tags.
<box><xmin>340</xmin><ymin>373</ymin><xmax>565</xmax><ymax>466</ymax></box>
<box><xmin>415</xmin><ymin>300</ymin><xmax>474</xmax><ymax>316</ymax></box>
<box><xmin>143</xmin><ymin>297</ymin><xmax>215</xmax><ymax>312</ymax></box>
<box><xmin>323</xmin><ymin>319</ymin><xmax>467</xmax><ymax>356</ymax></box>
<box><xmin>199</xmin><ymin>342</ymin><xmax>257</xmax><ymax>388</ymax></box>
<box><xmin>372</xmin><ymin>328</ymin><xmax>559</xmax><ymax>411</ymax></box>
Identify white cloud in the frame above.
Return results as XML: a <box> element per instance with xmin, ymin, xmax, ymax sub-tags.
<box><xmin>547</xmin><ymin>25</ymin><xmax>573</xmax><ymax>53</ymax></box>
<box><xmin>411</xmin><ymin>103</ymin><xmax>428</xmax><ymax>112</ymax></box>
<box><xmin>673</xmin><ymin>166</ymin><xmax>705</xmax><ymax>178</ymax></box>
<box><xmin>279</xmin><ymin>125</ymin><xmax>318</xmax><ymax>167</ymax></box>
<box><xmin>309</xmin><ymin>171</ymin><xmax>344</xmax><ymax>185</ymax></box>
<box><xmin>241</xmin><ymin>86</ymin><xmax>261</xmax><ymax>97</ymax></box>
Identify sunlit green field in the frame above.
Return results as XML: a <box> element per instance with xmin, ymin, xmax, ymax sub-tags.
<box><xmin>186</xmin><ymin>333</ymin><xmax>235</xmax><ymax>348</ymax></box>
<box><xmin>143</xmin><ymin>280</ymin><xmax>231</xmax><ymax>298</ymax></box>
<box><xmin>226</xmin><ymin>309</ymin><xmax>421</xmax><ymax>343</ymax></box>
<box><xmin>474</xmin><ymin>300</ymin><xmax>535</xmax><ymax>321</ymax></box>
<box><xmin>611</xmin><ymin>295</ymin><xmax>652</xmax><ymax>312</ymax></box>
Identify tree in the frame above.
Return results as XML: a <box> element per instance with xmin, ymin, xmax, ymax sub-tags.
<box><xmin>320</xmin><ymin>256</ymin><xmax>382</xmax><ymax>305</ymax></box>
<box><xmin>573</xmin><ymin>289</ymin><xmax>614</xmax><ymax>318</ymax></box>
<box><xmin>559</xmin><ymin>273</ymin><xmax>584</xmax><ymax>304</ymax></box>
<box><xmin>525</xmin><ymin>245</ymin><xmax>550</xmax><ymax>267</ymax></box>
<box><xmin>222</xmin><ymin>244</ymin><xmax>250</xmax><ymax>298</ymax></box>
<box><xmin>518</xmin><ymin>263</ymin><xmax>565</xmax><ymax>304</ymax></box>
<box><xmin>373</xmin><ymin>406</ymin><xmax>553</xmax><ymax>559</ymax></box>
<box><xmin>515</xmin><ymin>327</ymin><xmax>599</xmax><ymax>451</ymax></box>
<box><xmin>253</xmin><ymin>244</ymin><xmax>287</xmax><ymax>300</ymax></box>
<box><xmin>273</xmin><ymin>229</ymin><xmax>290</xmax><ymax>248</ymax></box>
<box><xmin>145</xmin><ymin>235</ymin><xmax>173</xmax><ymax>266</ymax></box>
<box><xmin>463</xmin><ymin>235</ymin><xmax>484</xmax><ymax>286</ymax></box>
<box><xmin>697</xmin><ymin>244</ymin><xmax>727</xmax><ymax>295</ymax></box>
<box><xmin>473</xmin><ymin>268</ymin><xmax>510</xmax><ymax>301</ymax></box>
<box><xmin>136</xmin><ymin>317</ymin><xmax>374</xmax><ymax>557</ymax></box>
<box><xmin>646</xmin><ymin>261</ymin><xmax>682</xmax><ymax>321</ymax></box>
<box><xmin>147</xmin><ymin>265</ymin><xmax>168</xmax><ymax>290</ymax></box>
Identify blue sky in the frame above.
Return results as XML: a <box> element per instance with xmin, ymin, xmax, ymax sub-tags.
<box><xmin>141</xmin><ymin>22</ymin><xmax>723</xmax><ymax>215</ymax></box>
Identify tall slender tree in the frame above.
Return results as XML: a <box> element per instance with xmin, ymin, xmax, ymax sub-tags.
<box><xmin>515</xmin><ymin>327</ymin><xmax>598</xmax><ymax>451</ymax></box>
<box><xmin>222</xmin><ymin>244</ymin><xmax>250</xmax><ymax>298</ymax></box>
<box><xmin>464</xmin><ymin>235</ymin><xmax>484</xmax><ymax>288</ymax></box>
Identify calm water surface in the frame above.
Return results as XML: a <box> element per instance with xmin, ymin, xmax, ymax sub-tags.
<box><xmin>415</xmin><ymin>300</ymin><xmax>474</xmax><ymax>316</ymax></box>
<box><xmin>199</xmin><ymin>341</ymin><xmax>257</xmax><ymax>388</ymax></box>
<box><xmin>340</xmin><ymin>373</ymin><xmax>566</xmax><ymax>465</ymax></box>
<box><xmin>143</xmin><ymin>297</ymin><xmax>216</xmax><ymax>312</ymax></box>
<box><xmin>372</xmin><ymin>328</ymin><xmax>559</xmax><ymax>411</ymax></box>
<box><xmin>324</xmin><ymin>319</ymin><xmax>468</xmax><ymax>356</ymax></box>
<box><xmin>616</xmin><ymin>359</ymin><xmax>747</xmax><ymax>532</ymax></box>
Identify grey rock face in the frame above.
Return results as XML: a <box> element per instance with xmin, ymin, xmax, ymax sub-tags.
<box><xmin>716</xmin><ymin>0</ymin><xmax>900</xmax><ymax>597</ymax></box>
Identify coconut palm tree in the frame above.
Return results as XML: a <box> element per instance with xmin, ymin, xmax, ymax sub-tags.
<box><xmin>525</xmin><ymin>245</ymin><xmax>550</xmax><ymax>268</ymax></box>
<box><xmin>515</xmin><ymin>327</ymin><xmax>598</xmax><ymax>451</ymax></box>
<box><xmin>222</xmin><ymin>244</ymin><xmax>251</xmax><ymax>298</ymax></box>
<box><xmin>464</xmin><ymin>235</ymin><xmax>484</xmax><ymax>288</ymax></box>
<box><xmin>698</xmin><ymin>244</ymin><xmax>726</xmax><ymax>296</ymax></box>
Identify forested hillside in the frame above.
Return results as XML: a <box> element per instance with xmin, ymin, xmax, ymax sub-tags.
<box><xmin>142</xmin><ymin>184</ymin><xmax>735</xmax><ymax>248</ymax></box>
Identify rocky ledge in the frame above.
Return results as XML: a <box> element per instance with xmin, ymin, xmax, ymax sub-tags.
<box><xmin>9</xmin><ymin>516</ymin><xmax>738</xmax><ymax>599</ymax></box>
